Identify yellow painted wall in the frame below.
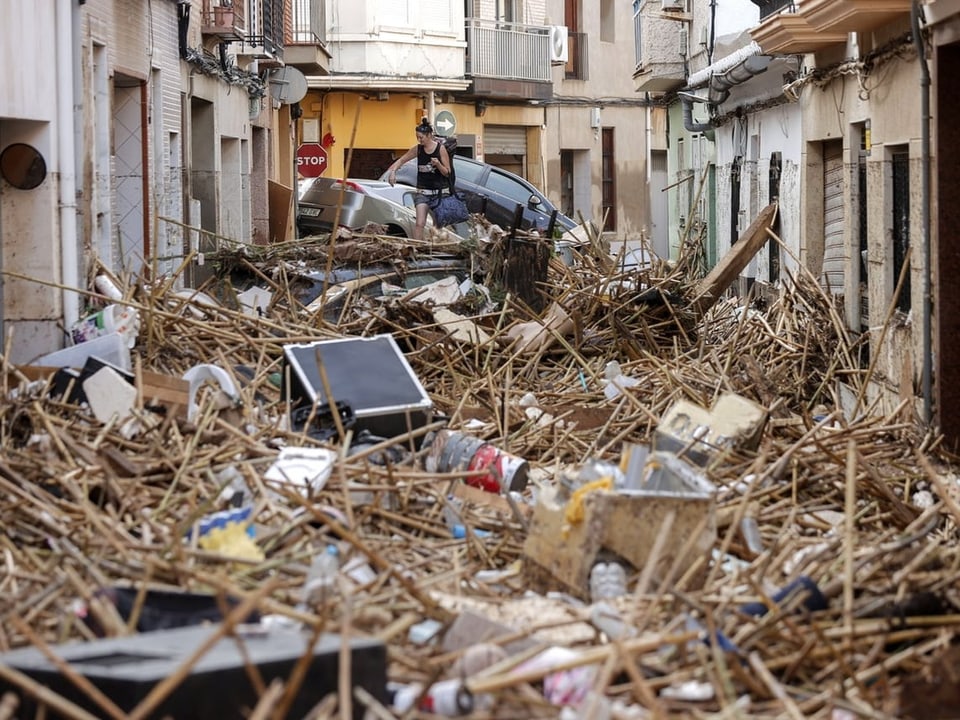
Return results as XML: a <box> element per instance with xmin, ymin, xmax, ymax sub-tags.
<box><xmin>300</xmin><ymin>91</ymin><xmax>544</xmax><ymax>178</ymax></box>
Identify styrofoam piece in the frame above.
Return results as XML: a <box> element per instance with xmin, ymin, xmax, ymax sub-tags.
<box><xmin>237</xmin><ymin>286</ymin><xmax>272</xmax><ymax>317</ymax></box>
<box><xmin>264</xmin><ymin>446</ymin><xmax>337</xmax><ymax>495</ymax></box>
<box><xmin>32</xmin><ymin>332</ymin><xmax>131</xmax><ymax>372</ymax></box>
<box><xmin>83</xmin><ymin>366</ymin><xmax>138</xmax><ymax>423</ymax></box>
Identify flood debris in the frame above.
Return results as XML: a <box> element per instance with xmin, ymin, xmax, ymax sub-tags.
<box><xmin>0</xmin><ymin>228</ymin><xmax>956</xmax><ymax>719</ymax></box>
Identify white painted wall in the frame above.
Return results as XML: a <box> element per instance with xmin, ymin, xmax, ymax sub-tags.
<box><xmin>327</xmin><ymin>0</ymin><xmax>466</xmax><ymax>78</ymax></box>
<box><xmin>714</xmin><ymin>104</ymin><xmax>802</xmax><ymax>281</ymax></box>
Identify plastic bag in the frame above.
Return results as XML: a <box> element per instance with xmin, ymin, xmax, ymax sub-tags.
<box><xmin>432</xmin><ymin>192</ymin><xmax>469</xmax><ymax>227</ymax></box>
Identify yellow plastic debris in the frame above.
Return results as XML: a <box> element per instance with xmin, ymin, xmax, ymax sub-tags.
<box><xmin>198</xmin><ymin>521</ymin><xmax>265</xmax><ymax>562</ymax></box>
<box><xmin>563</xmin><ymin>477</ymin><xmax>614</xmax><ymax>528</ymax></box>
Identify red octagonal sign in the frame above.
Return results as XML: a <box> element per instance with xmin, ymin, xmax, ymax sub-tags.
<box><xmin>296</xmin><ymin>143</ymin><xmax>328</xmax><ymax>178</ymax></box>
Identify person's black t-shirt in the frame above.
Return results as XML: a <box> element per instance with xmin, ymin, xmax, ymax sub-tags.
<box><xmin>417</xmin><ymin>143</ymin><xmax>447</xmax><ymax>191</ymax></box>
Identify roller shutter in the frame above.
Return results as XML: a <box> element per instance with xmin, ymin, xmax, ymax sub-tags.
<box><xmin>483</xmin><ymin>125</ymin><xmax>527</xmax><ymax>156</ymax></box>
<box><xmin>822</xmin><ymin>142</ymin><xmax>845</xmax><ymax>295</ymax></box>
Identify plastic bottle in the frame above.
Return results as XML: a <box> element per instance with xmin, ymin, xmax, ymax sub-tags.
<box><xmin>589</xmin><ymin>562</ymin><xmax>627</xmax><ymax>601</ymax></box>
<box><xmin>94</xmin><ymin>274</ymin><xmax>123</xmax><ymax>301</ymax></box>
<box><xmin>70</xmin><ymin>304</ymin><xmax>140</xmax><ymax>348</ymax></box>
<box><xmin>589</xmin><ymin>602</ymin><xmax>637</xmax><ymax>640</ymax></box>
<box><xmin>301</xmin><ymin>544</ymin><xmax>340</xmax><ymax>607</ymax></box>
<box><xmin>391</xmin><ymin>679</ymin><xmax>484</xmax><ymax>716</ymax></box>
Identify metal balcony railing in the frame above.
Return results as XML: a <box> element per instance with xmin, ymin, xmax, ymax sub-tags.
<box><xmin>466</xmin><ymin>18</ymin><xmax>551</xmax><ymax>83</ymax></box>
<box><xmin>754</xmin><ymin>0</ymin><xmax>796</xmax><ymax>21</ymax></box>
<box><xmin>244</xmin><ymin>0</ymin><xmax>284</xmax><ymax>59</ymax></box>
<box><xmin>289</xmin><ymin>0</ymin><xmax>325</xmax><ymax>45</ymax></box>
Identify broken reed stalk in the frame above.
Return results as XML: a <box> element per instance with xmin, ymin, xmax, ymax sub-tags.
<box><xmin>323</xmin><ymin>100</ymin><xmax>363</xmax><ymax>297</ymax></box>
<box><xmin>845</xmin><ymin>439</ymin><xmax>857</xmax><ymax>645</ymax></box>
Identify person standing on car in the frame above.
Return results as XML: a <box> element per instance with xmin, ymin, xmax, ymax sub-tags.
<box><xmin>386</xmin><ymin>118</ymin><xmax>451</xmax><ymax>240</ymax></box>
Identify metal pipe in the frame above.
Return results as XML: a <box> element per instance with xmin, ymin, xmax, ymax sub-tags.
<box><xmin>708</xmin><ymin>0</ymin><xmax>717</xmax><ymax>65</ymax></box>
<box><xmin>681</xmin><ymin>96</ymin><xmax>712</xmax><ymax>134</ymax></box>
<box><xmin>687</xmin><ymin>42</ymin><xmax>763</xmax><ymax>88</ymax></box>
<box><xmin>56</xmin><ymin>0</ymin><xmax>80</xmax><ymax>328</ymax></box>
<box><xmin>912</xmin><ymin>1</ymin><xmax>932</xmax><ymax>425</ymax></box>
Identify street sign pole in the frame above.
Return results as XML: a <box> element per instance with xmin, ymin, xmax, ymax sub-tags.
<box><xmin>294</xmin><ymin>119</ymin><xmax>300</xmax><ymax>239</ymax></box>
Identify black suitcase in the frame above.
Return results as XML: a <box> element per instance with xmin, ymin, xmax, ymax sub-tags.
<box><xmin>282</xmin><ymin>334</ymin><xmax>433</xmax><ymax>441</ymax></box>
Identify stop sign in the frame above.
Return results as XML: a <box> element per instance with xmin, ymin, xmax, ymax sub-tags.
<box><xmin>297</xmin><ymin>143</ymin><xmax>328</xmax><ymax>178</ymax></box>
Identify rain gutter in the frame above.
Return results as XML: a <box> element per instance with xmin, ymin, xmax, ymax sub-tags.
<box><xmin>681</xmin><ymin>41</ymin><xmax>771</xmax><ymax>133</ymax></box>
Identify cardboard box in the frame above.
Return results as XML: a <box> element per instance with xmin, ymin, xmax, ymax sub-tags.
<box><xmin>522</xmin><ymin>459</ymin><xmax>717</xmax><ymax>599</ymax></box>
<box><xmin>653</xmin><ymin>392</ymin><xmax>768</xmax><ymax>467</ymax></box>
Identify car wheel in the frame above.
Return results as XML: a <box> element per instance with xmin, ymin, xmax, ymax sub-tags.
<box><xmin>385</xmin><ymin>225</ymin><xmax>408</xmax><ymax>238</ymax></box>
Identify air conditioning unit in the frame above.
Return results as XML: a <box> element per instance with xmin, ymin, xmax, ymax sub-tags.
<box><xmin>549</xmin><ymin>25</ymin><xmax>569</xmax><ymax>64</ymax></box>
<box><xmin>662</xmin><ymin>0</ymin><xmax>685</xmax><ymax>11</ymax></box>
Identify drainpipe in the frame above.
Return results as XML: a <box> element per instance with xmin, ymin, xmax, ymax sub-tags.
<box><xmin>708</xmin><ymin>0</ymin><xmax>717</xmax><ymax>65</ymax></box>
<box><xmin>57</xmin><ymin>0</ymin><xmax>80</xmax><ymax>328</ymax></box>
<box><xmin>913</xmin><ymin>1</ymin><xmax>932</xmax><ymax>425</ymax></box>
<box><xmin>681</xmin><ymin>95</ymin><xmax>712</xmax><ymax>133</ymax></box>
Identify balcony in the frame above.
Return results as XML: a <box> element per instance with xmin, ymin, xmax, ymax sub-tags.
<box><xmin>236</xmin><ymin>0</ymin><xmax>284</xmax><ymax>62</ymax></box>
<box><xmin>750</xmin><ymin>10</ymin><xmax>846</xmax><ymax>54</ymax></box>
<box><xmin>803</xmin><ymin>0</ymin><xmax>912</xmax><ymax>33</ymax></box>
<box><xmin>201</xmin><ymin>0</ymin><xmax>246</xmax><ymax>42</ymax></box>
<box><xmin>466</xmin><ymin>19</ymin><xmax>553</xmax><ymax>102</ymax></box>
<box><xmin>284</xmin><ymin>0</ymin><xmax>331</xmax><ymax>73</ymax></box>
<box><xmin>631</xmin><ymin>9</ymin><xmax>687</xmax><ymax>93</ymax></box>
<box><xmin>751</xmin><ymin>0</ymin><xmax>796</xmax><ymax>21</ymax></box>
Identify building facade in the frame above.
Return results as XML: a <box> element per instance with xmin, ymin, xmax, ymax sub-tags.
<box><xmin>0</xmin><ymin>0</ymin><xmax>316</xmax><ymax>364</ymax></box>
<box><xmin>300</xmin><ymin>0</ymin><xmax>650</xmax><ymax>245</ymax></box>
<box><xmin>638</xmin><ymin>0</ymin><xmax>960</xmax><ymax>446</ymax></box>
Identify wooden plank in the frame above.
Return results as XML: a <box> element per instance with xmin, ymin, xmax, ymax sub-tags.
<box><xmin>690</xmin><ymin>201</ymin><xmax>779</xmax><ymax>319</ymax></box>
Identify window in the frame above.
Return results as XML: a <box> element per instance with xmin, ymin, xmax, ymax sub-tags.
<box><xmin>453</xmin><ymin>157</ymin><xmax>484</xmax><ymax>184</ymax></box>
<box><xmin>378</xmin><ymin>2</ymin><xmax>410</xmax><ymax>26</ymax></box>
<box><xmin>632</xmin><ymin>0</ymin><xmax>642</xmax><ymax>69</ymax></box>
<box><xmin>485</xmin><ymin>169</ymin><xmax>534</xmax><ymax>205</ymax></box>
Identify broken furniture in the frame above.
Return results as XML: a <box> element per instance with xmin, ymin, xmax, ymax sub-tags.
<box><xmin>0</xmin><ymin>624</ymin><xmax>387</xmax><ymax>719</ymax></box>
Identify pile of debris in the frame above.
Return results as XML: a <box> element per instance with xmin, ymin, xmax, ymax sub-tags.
<box><xmin>0</xmin><ymin>213</ymin><xmax>957</xmax><ymax>719</ymax></box>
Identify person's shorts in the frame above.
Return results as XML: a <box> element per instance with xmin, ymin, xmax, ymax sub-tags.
<box><xmin>415</xmin><ymin>189</ymin><xmax>447</xmax><ymax>206</ymax></box>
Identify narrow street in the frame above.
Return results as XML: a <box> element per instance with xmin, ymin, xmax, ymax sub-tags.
<box><xmin>0</xmin><ymin>224</ymin><xmax>955</xmax><ymax>718</ymax></box>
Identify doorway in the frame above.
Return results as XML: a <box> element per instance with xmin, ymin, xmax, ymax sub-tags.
<box><xmin>936</xmin><ymin>42</ymin><xmax>960</xmax><ymax>445</ymax></box>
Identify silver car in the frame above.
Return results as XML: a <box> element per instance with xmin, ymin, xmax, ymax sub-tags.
<box><xmin>297</xmin><ymin>177</ymin><xmax>461</xmax><ymax>238</ymax></box>
<box><xmin>297</xmin><ymin>177</ymin><xmax>416</xmax><ymax>237</ymax></box>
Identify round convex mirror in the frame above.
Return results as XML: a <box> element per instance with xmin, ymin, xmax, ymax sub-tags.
<box><xmin>0</xmin><ymin>143</ymin><xmax>47</xmax><ymax>190</ymax></box>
